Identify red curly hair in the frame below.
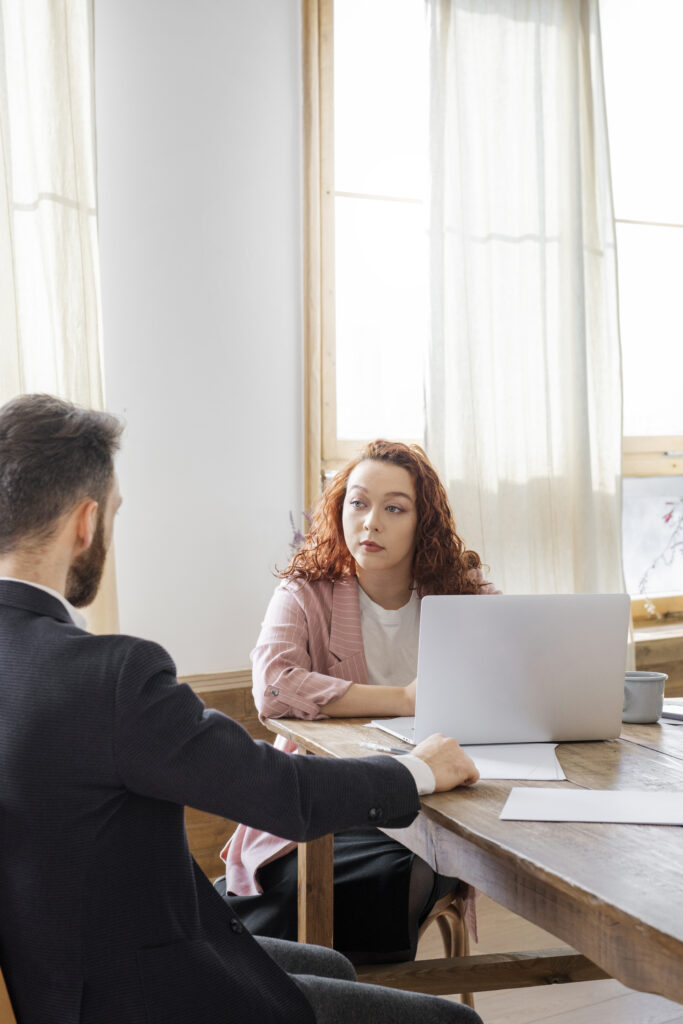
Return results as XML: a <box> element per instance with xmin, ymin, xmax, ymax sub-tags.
<box><xmin>280</xmin><ymin>440</ymin><xmax>484</xmax><ymax>595</ymax></box>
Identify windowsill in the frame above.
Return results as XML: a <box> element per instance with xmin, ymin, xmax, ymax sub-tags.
<box><xmin>634</xmin><ymin>619</ymin><xmax>683</xmax><ymax>642</ymax></box>
<box><xmin>633</xmin><ymin>621</ymin><xmax>683</xmax><ymax>698</ymax></box>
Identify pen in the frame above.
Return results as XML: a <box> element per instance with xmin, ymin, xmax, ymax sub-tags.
<box><xmin>359</xmin><ymin>741</ymin><xmax>410</xmax><ymax>755</ymax></box>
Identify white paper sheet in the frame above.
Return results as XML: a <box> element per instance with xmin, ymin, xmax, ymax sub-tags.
<box><xmin>366</xmin><ymin>720</ymin><xmax>565</xmax><ymax>780</ymax></box>
<box><xmin>464</xmin><ymin>744</ymin><xmax>566</xmax><ymax>781</ymax></box>
<box><xmin>662</xmin><ymin>700</ymin><xmax>683</xmax><ymax>724</ymax></box>
<box><xmin>370</xmin><ymin>717</ymin><xmax>415</xmax><ymax>744</ymax></box>
<box><xmin>500</xmin><ymin>787</ymin><xmax>683</xmax><ymax>824</ymax></box>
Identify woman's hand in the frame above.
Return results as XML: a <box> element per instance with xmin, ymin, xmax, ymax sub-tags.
<box><xmin>402</xmin><ymin>678</ymin><xmax>417</xmax><ymax>715</ymax></box>
<box><xmin>324</xmin><ymin>678</ymin><xmax>416</xmax><ymax>718</ymax></box>
<box><xmin>412</xmin><ymin>733</ymin><xmax>479</xmax><ymax>791</ymax></box>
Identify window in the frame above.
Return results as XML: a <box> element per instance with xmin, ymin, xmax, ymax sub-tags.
<box><xmin>331</xmin><ymin>0</ymin><xmax>428</xmax><ymax>451</ymax></box>
<box><xmin>601</xmin><ymin>0</ymin><xmax>683</xmax><ymax>618</ymax></box>
<box><xmin>304</xmin><ymin>0</ymin><xmax>683</xmax><ymax>619</ymax></box>
<box><xmin>302</xmin><ymin>0</ymin><xmax>429</xmax><ymax>504</ymax></box>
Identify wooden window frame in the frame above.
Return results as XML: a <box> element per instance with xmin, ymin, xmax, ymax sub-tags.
<box><xmin>302</xmin><ymin>0</ymin><xmax>324</xmax><ymax>510</ymax></box>
<box><xmin>624</xmin><ymin>436</ymin><xmax>683</xmax><ymax>623</ymax></box>
<box><xmin>303</xmin><ymin>0</ymin><xmax>421</xmax><ymax>509</ymax></box>
<box><xmin>302</xmin><ymin>0</ymin><xmax>343</xmax><ymax>513</ymax></box>
<box><xmin>622</xmin><ymin>437</ymin><xmax>683</xmax><ymax>478</ymax></box>
<box><xmin>303</xmin><ymin>3</ymin><xmax>683</xmax><ymax>624</ymax></box>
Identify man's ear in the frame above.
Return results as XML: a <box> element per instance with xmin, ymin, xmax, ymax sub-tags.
<box><xmin>73</xmin><ymin>498</ymin><xmax>99</xmax><ymax>553</ymax></box>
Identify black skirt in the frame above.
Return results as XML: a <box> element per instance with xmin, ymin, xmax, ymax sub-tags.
<box><xmin>220</xmin><ymin>827</ymin><xmax>417</xmax><ymax>963</ymax></box>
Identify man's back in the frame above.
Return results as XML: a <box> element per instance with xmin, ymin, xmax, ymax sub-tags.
<box><xmin>0</xmin><ymin>393</ymin><xmax>487</xmax><ymax>1024</ymax></box>
<box><xmin>0</xmin><ymin>580</ymin><xmax>323</xmax><ymax>1024</ymax></box>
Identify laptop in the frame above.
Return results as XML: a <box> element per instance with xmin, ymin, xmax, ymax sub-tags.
<box><xmin>377</xmin><ymin>594</ymin><xmax>631</xmax><ymax>746</ymax></box>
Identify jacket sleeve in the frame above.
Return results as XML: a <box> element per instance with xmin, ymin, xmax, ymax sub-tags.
<box><xmin>251</xmin><ymin>585</ymin><xmax>354</xmax><ymax>720</ymax></box>
<box><xmin>113</xmin><ymin>639</ymin><xmax>419</xmax><ymax>840</ymax></box>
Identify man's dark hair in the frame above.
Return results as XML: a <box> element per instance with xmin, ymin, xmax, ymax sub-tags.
<box><xmin>0</xmin><ymin>394</ymin><xmax>123</xmax><ymax>554</ymax></box>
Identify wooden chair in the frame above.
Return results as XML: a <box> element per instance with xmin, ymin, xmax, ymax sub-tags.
<box><xmin>351</xmin><ymin>886</ymin><xmax>474</xmax><ymax>1007</ymax></box>
<box><xmin>0</xmin><ymin>967</ymin><xmax>17</xmax><ymax>1024</ymax></box>
<box><xmin>357</xmin><ymin>888</ymin><xmax>611</xmax><ymax>1002</ymax></box>
<box><xmin>417</xmin><ymin>888</ymin><xmax>474</xmax><ymax>1007</ymax></box>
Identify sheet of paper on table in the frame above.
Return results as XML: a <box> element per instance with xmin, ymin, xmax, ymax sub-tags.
<box><xmin>500</xmin><ymin>787</ymin><xmax>683</xmax><ymax>825</ymax></box>
<box><xmin>367</xmin><ymin>720</ymin><xmax>565</xmax><ymax>780</ymax></box>
<box><xmin>662</xmin><ymin>700</ymin><xmax>683</xmax><ymax>724</ymax></box>
<box><xmin>463</xmin><ymin>743</ymin><xmax>566</xmax><ymax>781</ymax></box>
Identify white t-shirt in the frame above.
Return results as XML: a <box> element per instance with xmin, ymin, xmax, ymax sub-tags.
<box><xmin>358</xmin><ymin>586</ymin><xmax>420</xmax><ymax>688</ymax></box>
<box><xmin>357</xmin><ymin>586</ymin><xmax>435</xmax><ymax>793</ymax></box>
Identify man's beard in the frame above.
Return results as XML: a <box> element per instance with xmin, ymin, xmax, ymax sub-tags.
<box><xmin>65</xmin><ymin>511</ymin><xmax>107</xmax><ymax>608</ymax></box>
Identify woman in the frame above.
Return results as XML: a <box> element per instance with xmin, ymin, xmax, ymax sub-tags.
<box><xmin>219</xmin><ymin>440</ymin><xmax>499</xmax><ymax>963</ymax></box>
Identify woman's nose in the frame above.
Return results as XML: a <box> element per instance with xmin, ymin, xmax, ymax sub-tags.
<box><xmin>364</xmin><ymin>509</ymin><xmax>379</xmax><ymax>531</ymax></box>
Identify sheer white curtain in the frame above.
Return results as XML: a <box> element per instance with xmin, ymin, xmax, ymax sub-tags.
<box><xmin>426</xmin><ymin>0</ymin><xmax>624</xmax><ymax>596</ymax></box>
<box><xmin>0</xmin><ymin>0</ymin><xmax>117</xmax><ymax>632</ymax></box>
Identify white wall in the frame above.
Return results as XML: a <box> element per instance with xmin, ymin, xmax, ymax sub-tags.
<box><xmin>94</xmin><ymin>0</ymin><xmax>303</xmax><ymax>674</ymax></box>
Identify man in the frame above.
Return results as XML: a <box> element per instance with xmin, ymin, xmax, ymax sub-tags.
<box><xmin>0</xmin><ymin>394</ymin><xmax>483</xmax><ymax>1024</ymax></box>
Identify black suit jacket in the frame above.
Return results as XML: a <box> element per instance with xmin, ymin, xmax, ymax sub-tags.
<box><xmin>0</xmin><ymin>581</ymin><xmax>420</xmax><ymax>1023</ymax></box>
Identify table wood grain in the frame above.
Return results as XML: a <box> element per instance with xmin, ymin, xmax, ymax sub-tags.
<box><xmin>266</xmin><ymin>717</ymin><xmax>683</xmax><ymax>1004</ymax></box>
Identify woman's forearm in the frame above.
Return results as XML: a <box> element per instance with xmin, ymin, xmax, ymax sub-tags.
<box><xmin>323</xmin><ymin>681</ymin><xmax>414</xmax><ymax>718</ymax></box>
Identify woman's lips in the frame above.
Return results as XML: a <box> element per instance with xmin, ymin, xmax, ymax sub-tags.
<box><xmin>360</xmin><ymin>541</ymin><xmax>384</xmax><ymax>552</ymax></box>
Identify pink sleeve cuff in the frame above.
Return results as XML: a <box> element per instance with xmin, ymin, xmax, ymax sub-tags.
<box><xmin>258</xmin><ymin>671</ymin><xmax>352</xmax><ymax>721</ymax></box>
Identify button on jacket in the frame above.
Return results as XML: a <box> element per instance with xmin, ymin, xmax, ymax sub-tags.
<box><xmin>0</xmin><ymin>581</ymin><xmax>420</xmax><ymax>1024</ymax></box>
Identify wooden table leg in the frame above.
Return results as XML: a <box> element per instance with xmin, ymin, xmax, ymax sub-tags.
<box><xmin>298</xmin><ymin>832</ymin><xmax>334</xmax><ymax>946</ymax></box>
<box><xmin>296</xmin><ymin>743</ymin><xmax>334</xmax><ymax>946</ymax></box>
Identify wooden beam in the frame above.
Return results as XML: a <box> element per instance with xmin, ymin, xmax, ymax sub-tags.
<box><xmin>356</xmin><ymin>947</ymin><xmax>610</xmax><ymax>995</ymax></box>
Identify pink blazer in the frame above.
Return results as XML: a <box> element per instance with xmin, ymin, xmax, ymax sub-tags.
<box><xmin>222</xmin><ymin>572</ymin><xmax>499</xmax><ymax>908</ymax></box>
<box><xmin>222</xmin><ymin>577</ymin><xmax>365</xmax><ymax>895</ymax></box>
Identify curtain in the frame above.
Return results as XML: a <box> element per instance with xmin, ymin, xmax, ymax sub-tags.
<box><xmin>426</xmin><ymin>0</ymin><xmax>625</xmax><ymax>597</ymax></box>
<box><xmin>0</xmin><ymin>0</ymin><xmax>118</xmax><ymax>632</ymax></box>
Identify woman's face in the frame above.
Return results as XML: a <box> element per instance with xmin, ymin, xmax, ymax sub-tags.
<box><xmin>342</xmin><ymin>459</ymin><xmax>418</xmax><ymax>578</ymax></box>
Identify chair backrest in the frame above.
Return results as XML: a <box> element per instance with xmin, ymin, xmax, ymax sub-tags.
<box><xmin>0</xmin><ymin>968</ymin><xmax>17</xmax><ymax>1024</ymax></box>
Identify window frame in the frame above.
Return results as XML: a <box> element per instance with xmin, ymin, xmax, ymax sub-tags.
<box><xmin>303</xmin><ymin>0</ymin><xmax>683</xmax><ymax>618</ymax></box>
<box><xmin>303</xmin><ymin>0</ymin><xmax>423</xmax><ymax>508</ymax></box>
<box><xmin>302</xmin><ymin>0</ymin><xmax>346</xmax><ymax>512</ymax></box>
<box><xmin>622</xmin><ymin>437</ymin><xmax>683</xmax><ymax>478</ymax></box>
<box><xmin>623</xmin><ymin>435</ymin><xmax>683</xmax><ymax>622</ymax></box>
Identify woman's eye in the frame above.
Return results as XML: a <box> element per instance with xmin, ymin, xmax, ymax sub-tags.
<box><xmin>350</xmin><ymin>499</ymin><xmax>364</xmax><ymax>509</ymax></box>
<box><xmin>386</xmin><ymin>505</ymin><xmax>402</xmax><ymax>514</ymax></box>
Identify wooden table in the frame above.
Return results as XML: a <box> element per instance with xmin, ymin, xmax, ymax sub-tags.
<box><xmin>265</xmin><ymin>717</ymin><xmax>683</xmax><ymax>1003</ymax></box>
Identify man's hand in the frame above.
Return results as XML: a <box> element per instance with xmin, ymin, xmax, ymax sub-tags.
<box><xmin>412</xmin><ymin>733</ymin><xmax>479</xmax><ymax>792</ymax></box>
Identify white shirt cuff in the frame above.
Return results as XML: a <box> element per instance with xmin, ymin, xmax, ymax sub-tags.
<box><xmin>395</xmin><ymin>753</ymin><xmax>435</xmax><ymax>796</ymax></box>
